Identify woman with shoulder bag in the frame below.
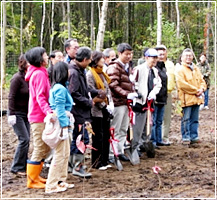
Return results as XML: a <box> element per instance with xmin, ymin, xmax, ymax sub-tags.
<box><xmin>45</xmin><ymin>61</ymin><xmax>74</xmax><ymax>193</ymax></box>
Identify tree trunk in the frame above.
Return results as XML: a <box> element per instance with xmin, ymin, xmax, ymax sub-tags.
<box><xmin>1</xmin><ymin>2</ymin><xmax>6</xmax><ymax>86</ymax></box>
<box><xmin>90</xmin><ymin>1</ymin><xmax>95</xmax><ymax>49</ymax></box>
<box><xmin>96</xmin><ymin>0</ymin><xmax>109</xmax><ymax>51</ymax></box>
<box><xmin>40</xmin><ymin>0</ymin><xmax>46</xmax><ymax>46</ymax></box>
<box><xmin>204</xmin><ymin>2</ymin><xmax>211</xmax><ymax>59</ymax></box>
<box><xmin>125</xmin><ymin>2</ymin><xmax>129</xmax><ymax>43</ymax></box>
<box><xmin>156</xmin><ymin>0</ymin><xmax>162</xmax><ymax>45</ymax></box>
<box><xmin>175</xmin><ymin>0</ymin><xmax>180</xmax><ymax>38</ymax></box>
<box><xmin>67</xmin><ymin>0</ymin><xmax>71</xmax><ymax>38</ymax></box>
<box><xmin>20</xmin><ymin>0</ymin><xmax>23</xmax><ymax>54</ymax></box>
<box><xmin>50</xmin><ymin>0</ymin><xmax>54</xmax><ymax>53</ymax></box>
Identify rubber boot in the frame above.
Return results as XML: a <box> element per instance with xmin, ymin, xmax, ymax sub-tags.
<box><xmin>37</xmin><ymin>160</ymin><xmax>46</xmax><ymax>183</ymax></box>
<box><xmin>72</xmin><ymin>154</ymin><xmax>92</xmax><ymax>178</ymax></box>
<box><xmin>68</xmin><ymin>155</ymin><xmax>73</xmax><ymax>173</ymax></box>
<box><xmin>26</xmin><ymin>160</ymin><xmax>45</xmax><ymax>189</ymax></box>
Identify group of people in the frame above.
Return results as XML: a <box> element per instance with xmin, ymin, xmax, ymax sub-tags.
<box><xmin>7</xmin><ymin>38</ymin><xmax>211</xmax><ymax>194</ymax></box>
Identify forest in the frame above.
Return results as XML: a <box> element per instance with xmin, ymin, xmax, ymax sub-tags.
<box><xmin>1</xmin><ymin>0</ymin><xmax>216</xmax><ymax>86</ymax></box>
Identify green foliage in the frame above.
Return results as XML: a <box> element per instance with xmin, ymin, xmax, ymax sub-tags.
<box><xmin>142</xmin><ymin>18</ymin><xmax>185</xmax><ymax>62</ymax></box>
<box><xmin>58</xmin><ymin>18</ymin><xmax>90</xmax><ymax>46</ymax></box>
<box><xmin>104</xmin><ymin>30</ymin><xmax>123</xmax><ymax>48</ymax></box>
<box><xmin>4</xmin><ymin>66</ymin><xmax>18</xmax><ymax>89</ymax></box>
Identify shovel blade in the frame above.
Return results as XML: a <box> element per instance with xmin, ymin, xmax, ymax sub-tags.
<box><xmin>114</xmin><ymin>156</ymin><xmax>123</xmax><ymax>171</ymax></box>
<box><xmin>125</xmin><ymin>148</ymin><xmax>140</xmax><ymax>165</ymax></box>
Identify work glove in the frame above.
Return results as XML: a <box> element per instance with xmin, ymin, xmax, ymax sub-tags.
<box><xmin>147</xmin><ymin>91</ymin><xmax>156</xmax><ymax>100</ymax></box>
<box><xmin>106</xmin><ymin>101</ymin><xmax>114</xmax><ymax>114</ymax></box>
<box><xmin>8</xmin><ymin>115</ymin><xmax>16</xmax><ymax>126</ymax></box>
<box><xmin>127</xmin><ymin>92</ymin><xmax>138</xmax><ymax>100</ymax></box>
<box><xmin>59</xmin><ymin>128</ymin><xmax>69</xmax><ymax>140</ymax></box>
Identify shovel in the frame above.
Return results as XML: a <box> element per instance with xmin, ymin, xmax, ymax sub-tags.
<box><xmin>142</xmin><ymin>99</ymin><xmax>155</xmax><ymax>158</ymax></box>
<box><xmin>109</xmin><ymin>127</ymin><xmax>123</xmax><ymax>171</ymax></box>
<box><xmin>125</xmin><ymin>99</ymin><xmax>140</xmax><ymax>165</ymax></box>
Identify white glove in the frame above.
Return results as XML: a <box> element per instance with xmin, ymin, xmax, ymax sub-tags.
<box><xmin>148</xmin><ymin>91</ymin><xmax>156</xmax><ymax>100</ymax></box>
<box><xmin>106</xmin><ymin>102</ymin><xmax>114</xmax><ymax>114</ymax></box>
<box><xmin>127</xmin><ymin>92</ymin><xmax>138</xmax><ymax>100</ymax></box>
<box><xmin>8</xmin><ymin>115</ymin><xmax>16</xmax><ymax>126</ymax></box>
<box><xmin>59</xmin><ymin>128</ymin><xmax>69</xmax><ymax>140</ymax></box>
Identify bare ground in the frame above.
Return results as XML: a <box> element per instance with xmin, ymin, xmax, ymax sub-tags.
<box><xmin>1</xmin><ymin>87</ymin><xmax>216</xmax><ymax>199</ymax></box>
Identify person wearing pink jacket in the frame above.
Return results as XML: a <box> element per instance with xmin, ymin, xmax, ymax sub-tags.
<box><xmin>25</xmin><ymin>47</ymin><xmax>52</xmax><ymax>189</ymax></box>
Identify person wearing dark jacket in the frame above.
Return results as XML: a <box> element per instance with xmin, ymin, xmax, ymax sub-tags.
<box><xmin>68</xmin><ymin>47</ymin><xmax>106</xmax><ymax>177</ymax></box>
<box><xmin>8</xmin><ymin>54</ymin><xmax>29</xmax><ymax>176</ymax></box>
<box><xmin>151</xmin><ymin>61</ymin><xmax>169</xmax><ymax>147</ymax></box>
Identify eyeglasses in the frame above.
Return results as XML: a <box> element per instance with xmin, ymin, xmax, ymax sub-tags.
<box><xmin>71</xmin><ymin>46</ymin><xmax>79</xmax><ymax>50</ymax></box>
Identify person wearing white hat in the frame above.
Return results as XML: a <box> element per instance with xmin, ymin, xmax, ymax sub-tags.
<box><xmin>128</xmin><ymin>48</ymin><xmax>162</xmax><ymax>159</ymax></box>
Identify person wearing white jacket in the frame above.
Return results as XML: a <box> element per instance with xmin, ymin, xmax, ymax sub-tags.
<box><xmin>128</xmin><ymin>48</ymin><xmax>162</xmax><ymax>161</ymax></box>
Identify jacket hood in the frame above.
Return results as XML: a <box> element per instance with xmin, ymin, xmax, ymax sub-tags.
<box><xmin>25</xmin><ymin>65</ymin><xmax>48</xmax><ymax>81</ymax></box>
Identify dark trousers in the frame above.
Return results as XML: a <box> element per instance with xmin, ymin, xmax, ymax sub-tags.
<box><xmin>91</xmin><ymin>117</ymin><xmax>110</xmax><ymax>167</ymax></box>
<box><xmin>11</xmin><ymin>113</ymin><xmax>30</xmax><ymax>173</ymax></box>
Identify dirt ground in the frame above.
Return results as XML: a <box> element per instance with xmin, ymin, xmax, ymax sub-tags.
<box><xmin>1</xmin><ymin>87</ymin><xmax>216</xmax><ymax>199</ymax></box>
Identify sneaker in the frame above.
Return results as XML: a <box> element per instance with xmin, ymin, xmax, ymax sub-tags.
<box><xmin>190</xmin><ymin>139</ymin><xmax>201</xmax><ymax>144</ymax></box>
<box><xmin>45</xmin><ymin>185</ymin><xmax>67</xmax><ymax>194</ymax></box>
<box><xmin>204</xmin><ymin>106</ymin><xmax>209</xmax><ymax>110</ymax></box>
<box><xmin>98</xmin><ymin>166</ymin><xmax>107</xmax><ymax>171</ymax></box>
<box><xmin>105</xmin><ymin>164</ymin><xmax>112</xmax><ymax>168</ymax></box>
<box><xmin>59</xmin><ymin>181</ymin><xmax>74</xmax><ymax>189</ymax></box>
<box><xmin>182</xmin><ymin>140</ymin><xmax>190</xmax><ymax>145</ymax></box>
<box><xmin>199</xmin><ymin>104</ymin><xmax>204</xmax><ymax>110</ymax></box>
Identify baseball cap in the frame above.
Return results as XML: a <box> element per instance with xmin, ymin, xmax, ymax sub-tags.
<box><xmin>145</xmin><ymin>48</ymin><xmax>159</xmax><ymax>57</ymax></box>
<box><xmin>155</xmin><ymin>44</ymin><xmax>167</xmax><ymax>50</ymax></box>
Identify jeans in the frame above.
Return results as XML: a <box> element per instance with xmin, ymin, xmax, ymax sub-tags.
<box><xmin>11</xmin><ymin>113</ymin><xmax>30</xmax><ymax>173</ymax></box>
<box><xmin>181</xmin><ymin>105</ymin><xmax>199</xmax><ymax>142</ymax></box>
<box><xmin>204</xmin><ymin>88</ymin><xmax>209</xmax><ymax>106</ymax></box>
<box><xmin>151</xmin><ymin>104</ymin><xmax>165</xmax><ymax>145</ymax></box>
<box><xmin>70</xmin><ymin>123</ymin><xmax>89</xmax><ymax>155</ymax></box>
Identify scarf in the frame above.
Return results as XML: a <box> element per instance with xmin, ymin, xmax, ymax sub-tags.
<box><xmin>90</xmin><ymin>66</ymin><xmax>111</xmax><ymax>104</ymax></box>
<box><xmin>90</xmin><ymin>67</ymin><xmax>111</xmax><ymax>90</ymax></box>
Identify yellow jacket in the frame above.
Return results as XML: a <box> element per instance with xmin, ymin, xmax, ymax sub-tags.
<box><xmin>165</xmin><ymin>59</ymin><xmax>176</xmax><ymax>93</ymax></box>
<box><xmin>176</xmin><ymin>63</ymin><xmax>207</xmax><ymax>107</ymax></box>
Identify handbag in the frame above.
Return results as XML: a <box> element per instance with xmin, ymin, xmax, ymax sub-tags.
<box><xmin>42</xmin><ymin>113</ymin><xmax>62</xmax><ymax>149</ymax></box>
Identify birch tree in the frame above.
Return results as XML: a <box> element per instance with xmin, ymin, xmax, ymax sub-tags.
<box><xmin>50</xmin><ymin>0</ymin><xmax>54</xmax><ymax>53</ymax></box>
<box><xmin>90</xmin><ymin>1</ymin><xmax>95</xmax><ymax>49</ymax></box>
<box><xmin>1</xmin><ymin>2</ymin><xmax>6</xmax><ymax>86</ymax></box>
<box><xmin>67</xmin><ymin>1</ymin><xmax>71</xmax><ymax>38</ymax></box>
<box><xmin>156</xmin><ymin>0</ymin><xmax>162</xmax><ymax>45</ymax></box>
<box><xmin>96</xmin><ymin>0</ymin><xmax>109</xmax><ymax>51</ymax></box>
<box><xmin>40</xmin><ymin>0</ymin><xmax>46</xmax><ymax>46</ymax></box>
<box><xmin>175</xmin><ymin>0</ymin><xmax>180</xmax><ymax>38</ymax></box>
<box><xmin>20</xmin><ymin>0</ymin><xmax>23</xmax><ymax>54</ymax></box>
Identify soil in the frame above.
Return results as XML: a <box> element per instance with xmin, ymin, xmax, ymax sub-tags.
<box><xmin>1</xmin><ymin>87</ymin><xmax>216</xmax><ymax>199</ymax></box>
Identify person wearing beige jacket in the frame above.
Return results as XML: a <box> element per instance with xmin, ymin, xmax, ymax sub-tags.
<box><xmin>176</xmin><ymin>48</ymin><xmax>206</xmax><ymax>145</ymax></box>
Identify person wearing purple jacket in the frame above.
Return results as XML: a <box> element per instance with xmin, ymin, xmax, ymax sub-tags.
<box><xmin>25</xmin><ymin>47</ymin><xmax>53</xmax><ymax>189</ymax></box>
